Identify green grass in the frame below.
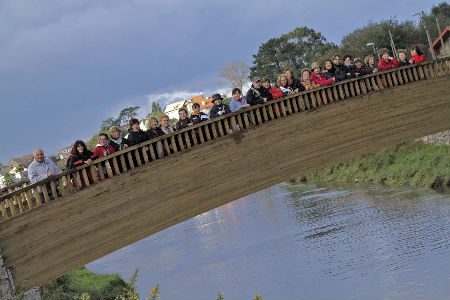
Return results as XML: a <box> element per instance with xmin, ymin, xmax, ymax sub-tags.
<box><xmin>41</xmin><ymin>266</ymin><xmax>129</xmax><ymax>300</ymax></box>
<box><xmin>300</xmin><ymin>141</ymin><xmax>450</xmax><ymax>189</ymax></box>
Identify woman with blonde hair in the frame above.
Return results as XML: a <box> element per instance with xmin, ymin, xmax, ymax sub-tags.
<box><xmin>277</xmin><ymin>74</ymin><xmax>294</xmax><ymax>96</ymax></box>
<box><xmin>109</xmin><ymin>126</ymin><xmax>128</xmax><ymax>151</ymax></box>
<box><xmin>159</xmin><ymin>114</ymin><xmax>175</xmax><ymax>134</ymax></box>
<box><xmin>364</xmin><ymin>55</ymin><xmax>378</xmax><ymax>73</ymax></box>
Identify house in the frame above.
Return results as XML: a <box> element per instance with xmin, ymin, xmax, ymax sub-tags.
<box><xmin>0</xmin><ymin>165</ymin><xmax>12</xmax><ymax>174</ymax></box>
<box><xmin>190</xmin><ymin>94</ymin><xmax>213</xmax><ymax>113</ymax></box>
<box><xmin>432</xmin><ymin>26</ymin><xmax>450</xmax><ymax>58</ymax></box>
<box><xmin>164</xmin><ymin>100</ymin><xmax>190</xmax><ymax>120</ymax></box>
<box><xmin>55</xmin><ymin>144</ymin><xmax>73</xmax><ymax>161</ymax></box>
<box><xmin>8</xmin><ymin>154</ymin><xmax>34</xmax><ymax>168</ymax></box>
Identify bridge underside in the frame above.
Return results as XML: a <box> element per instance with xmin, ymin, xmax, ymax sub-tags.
<box><xmin>1</xmin><ymin>76</ymin><xmax>449</xmax><ymax>288</ymax></box>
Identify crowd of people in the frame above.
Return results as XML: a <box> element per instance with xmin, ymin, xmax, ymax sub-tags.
<box><xmin>26</xmin><ymin>45</ymin><xmax>427</xmax><ymax>197</ymax></box>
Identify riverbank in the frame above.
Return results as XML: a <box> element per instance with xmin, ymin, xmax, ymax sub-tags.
<box><xmin>298</xmin><ymin>141</ymin><xmax>450</xmax><ymax>189</ymax></box>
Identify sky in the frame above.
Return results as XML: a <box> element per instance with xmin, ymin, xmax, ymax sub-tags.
<box><xmin>0</xmin><ymin>0</ymin><xmax>445</xmax><ymax>163</ymax></box>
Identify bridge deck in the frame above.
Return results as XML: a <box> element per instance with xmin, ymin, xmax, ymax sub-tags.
<box><xmin>0</xmin><ymin>58</ymin><xmax>449</xmax><ymax>288</ymax></box>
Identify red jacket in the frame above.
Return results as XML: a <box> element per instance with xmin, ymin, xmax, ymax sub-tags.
<box><xmin>311</xmin><ymin>72</ymin><xmax>334</xmax><ymax>86</ymax></box>
<box><xmin>410</xmin><ymin>54</ymin><xmax>425</xmax><ymax>64</ymax></box>
<box><xmin>268</xmin><ymin>86</ymin><xmax>283</xmax><ymax>99</ymax></box>
<box><xmin>93</xmin><ymin>144</ymin><xmax>115</xmax><ymax>159</ymax></box>
<box><xmin>378</xmin><ymin>58</ymin><xmax>399</xmax><ymax>71</ymax></box>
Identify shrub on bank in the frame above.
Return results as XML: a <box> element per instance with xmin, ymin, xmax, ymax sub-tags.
<box><xmin>300</xmin><ymin>141</ymin><xmax>450</xmax><ymax>189</ymax></box>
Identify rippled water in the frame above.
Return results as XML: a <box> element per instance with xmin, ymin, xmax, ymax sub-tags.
<box><xmin>88</xmin><ymin>184</ymin><xmax>450</xmax><ymax>299</ymax></box>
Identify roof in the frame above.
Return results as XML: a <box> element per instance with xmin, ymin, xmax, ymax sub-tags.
<box><xmin>8</xmin><ymin>154</ymin><xmax>34</xmax><ymax>167</ymax></box>
<box><xmin>191</xmin><ymin>95</ymin><xmax>213</xmax><ymax>110</ymax></box>
<box><xmin>164</xmin><ymin>100</ymin><xmax>189</xmax><ymax>113</ymax></box>
<box><xmin>432</xmin><ymin>26</ymin><xmax>450</xmax><ymax>50</ymax></box>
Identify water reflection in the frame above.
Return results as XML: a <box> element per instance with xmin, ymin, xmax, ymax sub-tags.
<box><xmin>88</xmin><ymin>183</ymin><xmax>450</xmax><ymax>299</ymax></box>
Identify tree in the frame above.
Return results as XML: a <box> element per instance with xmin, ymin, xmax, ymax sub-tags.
<box><xmin>146</xmin><ymin>101</ymin><xmax>164</xmax><ymax>120</ymax></box>
<box><xmin>217</xmin><ymin>61</ymin><xmax>249</xmax><ymax>92</ymax></box>
<box><xmin>116</xmin><ymin>106</ymin><xmax>140</xmax><ymax>126</ymax></box>
<box><xmin>250</xmin><ymin>27</ymin><xmax>337</xmax><ymax>82</ymax></box>
<box><xmin>2</xmin><ymin>172</ymin><xmax>14</xmax><ymax>186</ymax></box>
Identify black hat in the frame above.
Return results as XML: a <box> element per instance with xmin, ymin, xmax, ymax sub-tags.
<box><xmin>212</xmin><ymin>93</ymin><xmax>223</xmax><ymax>101</ymax></box>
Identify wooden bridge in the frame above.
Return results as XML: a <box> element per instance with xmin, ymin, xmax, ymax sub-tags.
<box><xmin>0</xmin><ymin>58</ymin><xmax>449</xmax><ymax>289</ymax></box>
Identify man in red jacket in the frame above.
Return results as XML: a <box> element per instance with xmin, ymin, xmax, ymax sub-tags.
<box><xmin>310</xmin><ymin>62</ymin><xmax>335</xmax><ymax>86</ymax></box>
<box><xmin>378</xmin><ymin>48</ymin><xmax>400</xmax><ymax>71</ymax></box>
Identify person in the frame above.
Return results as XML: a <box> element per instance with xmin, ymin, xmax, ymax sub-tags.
<box><xmin>364</xmin><ymin>55</ymin><xmax>379</xmax><ymax>73</ymax></box>
<box><xmin>277</xmin><ymin>74</ymin><xmax>294</xmax><ymax>96</ymax></box>
<box><xmin>190</xmin><ymin>103</ymin><xmax>210</xmax><ymax>124</ymax></box>
<box><xmin>397</xmin><ymin>49</ymin><xmax>410</xmax><ymax>66</ymax></box>
<box><xmin>127</xmin><ymin>118</ymin><xmax>149</xmax><ymax>146</ymax></box>
<box><xmin>353</xmin><ymin>58</ymin><xmax>369</xmax><ymax>76</ymax></box>
<box><xmin>229</xmin><ymin>88</ymin><xmax>250</xmax><ymax>112</ymax></box>
<box><xmin>261</xmin><ymin>78</ymin><xmax>283</xmax><ymax>99</ymax></box>
<box><xmin>92</xmin><ymin>133</ymin><xmax>116</xmax><ymax>177</ymax></box>
<box><xmin>284</xmin><ymin>68</ymin><xmax>305</xmax><ymax>92</ymax></box>
<box><xmin>299</xmin><ymin>68</ymin><xmax>317</xmax><ymax>90</ymax></box>
<box><xmin>342</xmin><ymin>55</ymin><xmax>356</xmax><ymax>78</ymax></box>
<box><xmin>28</xmin><ymin>148</ymin><xmax>61</xmax><ymax>203</ymax></box>
<box><xmin>159</xmin><ymin>114</ymin><xmax>175</xmax><ymax>134</ymax></box>
<box><xmin>109</xmin><ymin>126</ymin><xmax>128</xmax><ymax>151</ymax></box>
<box><xmin>209</xmin><ymin>94</ymin><xmax>231</xmax><ymax>118</ymax></box>
<box><xmin>146</xmin><ymin>117</ymin><xmax>165</xmax><ymax>140</ymax></box>
<box><xmin>176</xmin><ymin>107</ymin><xmax>194</xmax><ymax>129</ymax></box>
<box><xmin>322</xmin><ymin>59</ymin><xmax>336</xmax><ymax>80</ymax></box>
<box><xmin>409</xmin><ymin>45</ymin><xmax>426</xmax><ymax>64</ymax></box>
<box><xmin>377</xmin><ymin>48</ymin><xmax>399</xmax><ymax>71</ymax></box>
<box><xmin>67</xmin><ymin>140</ymin><xmax>97</xmax><ymax>169</ymax></box>
<box><xmin>332</xmin><ymin>55</ymin><xmax>348</xmax><ymax>81</ymax></box>
<box><xmin>310</xmin><ymin>62</ymin><xmax>335</xmax><ymax>86</ymax></box>
<box><xmin>246</xmin><ymin>77</ymin><xmax>273</xmax><ymax>106</ymax></box>
<box><xmin>93</xmin><ymin>133</ymin><xmax>116</xmax><ymax>159</ymax></box>
<box><xmin>67</xmin><ymin>140</ymin><xmax>98</xmax><ymax>188</ymax></box>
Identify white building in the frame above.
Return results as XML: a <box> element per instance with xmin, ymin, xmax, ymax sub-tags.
<box><xmin>164</xmin><ymin>100</ymin><xmax>190</xmax><ymax>120</ymax></box>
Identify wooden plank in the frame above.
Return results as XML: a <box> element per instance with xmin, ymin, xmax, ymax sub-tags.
<box><xmin>236</xmin><ymin>114</ymin><xmax>244</xmax><ymax>131</ymax></box>
<box><xmin>291</xmin><ymin>96</ymin><xmax>299</xmax><ymax>112</ymax></box>
<box><xmin>105</xmin><ymin>161</ymin><xmax>113</xmax><ymax>179</ymax></box>
<box><xmin>210</xmin><ymin>122</ymin><xmax>218</xmax><ymax>139</ymax></box>
<box><xmin>97</xmin><ymin>163</ymin><xmax>106</xmax><ymax>180</ymax></box>
<box><xmin>243</xmin><ymin>112</ymin><xmax>250</xmax><ymax>129</ymax></box>
<box><xmin>406</xmin><ymin>68</ymin><xmax>413</xmax><ymax>82</ymax></box>
<box><xmin>14</xmin><ymin>195</ymin><xmax>23</xmax><ymax>214</ymax></box>
<box><xmin>197</xmin><ymin>127</ymin><xmax>205</xmax><ymax>144</ymax></box>
<box><xmin>261</xmin><ymin>105</ymin><xmax>269</xmax><ymax>121</ymax></box>
<box><xmin>163</xmin><ymin>138</ymin><xmax>171</xmax><ymax>154</ymax></box>
<box><xmin>360</xmin><ymin>79</ymin><xmax>367</xmax><ymax>95</ymax></box>
<box><xmin>401</xmin><ymin>69</ymin><xmax>409</xmax><ymax>84</ymax></box>
<box><xmin>369</xmin><ymin>76</ymin><xmax>378</xmax><ymax>91</ymax></box>
<box><xmin>321</xmin><ymin>89</ymin><xmax>328</xmax><ymax>104</ymax></box>
<box><xmin>90</xmin><ymin>165</ymin><xmax>98</xmax><ymax>184</ymax></box>
<box><xmin>142</xmin><ymin>146</ymin><xmax>150</xmax><ymax>163</ymax></box>
<box><xmin>134</xmin><ymin>149</ymin><xmax>143</xmax><ymax>166</ymax></box>
<box><xmin>33</xmin><ymin>187</ymin><xmax>42</xmax><ymax>207</ymax></box>
<box><xmin>58</xmin><ymin>177</ymin><xmax>66</xmax><ymax>197</ymax></box>
<box><xmin>0</xmin><ymin>200</ymin><xmax>7</xmax><ymax>220</ymax></box>
<box><xmin>184</xmin><ymin>132</ymin><xmax>192</xmax><ymax>149</ymax></box>
<box><xmin>190</xmin><ymin>130</ymin><xmax>198</xmax><ymax>146</ymax></box>
<box><xmin>314</xmin><ymin>91</ymin><xmax>322</xmax><ymax>106</ymax></box>
<box><xmin>127</xmin><ymin>152</ymin><xmax>135</xmax><ymax>170</ymax></box>
<box><xmin>119</xmin><ymin>154</ymin><xmax>128</xmax><ymax>173</ymax></box>
<box><xmin>25</xmin><ymin>190</ymin><xmax>34</xmax><ymax>210</ymax></box>
<box><xmin>230</xmin><ymin>116</ymin><xmax>238</xmax><ymax>132</ymax></box>
<box><xmin>63</xmin><ymin>175</ymin><xmax>73</xmax><ymax>194</ymax></box>
<box><xmin>354</xmin><ymin>80</ymin><xmax>361</xmax><ymax>95</ymax></box>
<box><xmin>343</xmin><ymin>83</ymin><xmax>350</xmax><ymax>99</ymax></box>
<box><xmin>7</xmin><ymin>198</ymin><xmax>15</xmax><ymax>217</ymax></box>
<box><xmin>325</xmin><ymin>88</ymin><xmax>333</xmax><ymax>103</ymax></box>
<box><xmin>217</xmin><ymin>120</ymin><xmax>225</xmax><ymax>136</ymax></box>
<box><xmin>285</xmin><ymin>98</ymin><xmax>293</xmax><ymax>114</ymax></box>
<box><xmin>273</xmin><ymin>102</ymin><xmax>281</xmax><ymax>117</ymax></box>
<box><xmin>249</xmin><ymin>110</ymin><xmax>257</xmax><ymax>126</ymax></box>
<box><xmin>50</xmin><ymin>181</ymin><xmax>58</xmax><ymax>199</ymax></box>
<box><xmin>149</xmin><ymin>143</ymin><xmax>157</xmax><ymax>160</ymax></box>
<box><xmin>396</xmin><ymin>70</ymin><xmax>404</xmax><ymax>85</ymax></box>
<box><xmin>310</xmin><ymin>92</ymin><xmax>317</xmax><ymax>107</ymax></box>
<box><xmin>255</xmin><ymin>108</ymin><xmax>263</xmax><ymax>125</ymax></box>
<box><xmin>81</xmin><ymin>169</ymin><xmax>90</xmax><ymax>188</ymax></box>
<box><xmin>223</xmin><ymin>118</ymin><xmax>231</xmax><ymax>135</ymax></box>
<box><xmin>170</xmin><ymin>135</ymin><xmax>179</xmax><ymax>153</ymax></box>
<box><xmin>349</xmin><ymin>82</ymin><xmax>356</xmax><ymax>97</ymax></box>
<box><xmin>385</xmin><ymin>73</ymin><xmax>393</xmax><ymax>87</ymax></box>
<box><xmin>280</xmin><ymin>101</ymin><xmax>287</xmax><ymax>116</ymax></box>
<box><xmin>416</xmin><ymin>66</ymin><xmax>424</xmax><ymax>80</ymax></box>
<box><xmin>41</xmin><ymin>184</ymin><xmax>51</xmax><ymax>202</ymax></box>
<box><xmin>332</xmin><ymin>86</ymin><xmax>339</xmax><ymax>102</ymax></box>
<box><xmin>391</xmin><ymin>71</ymin><xmax>399</xmax><ymax>86</ymax></box>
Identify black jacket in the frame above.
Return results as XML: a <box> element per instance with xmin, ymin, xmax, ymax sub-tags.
<box><xmin>190</xmin><ymin>112</ymin><xmax>209</xmax><ymax>125</ymax></box>
<box><xmin>127</xmin><ymin>129</ymin><xmax>149</xmax><ymax>146</ymax></box>
<box><xmin>146</xmin><ymin>127</ymin><xmax>165</xmax><ymax>140</ymax></box>
<box><xmin>354</xmin><ymin>66</ymin><xmax>369</xmax><ymax>76</ymax></box>
<box><xmin>322</xmin><ymin>67</ymin><xmax>336</xmax><ymax>80</ymax></box>
<box><xmin>210</xmin><ymin>104</ymin><xmax>231</xmax><ymax>119</ymax></box>
<box><xmin>398</xmin><ymin>59</ymin><xmax>410</xmax><ymax>66</ymax></box>
<box><xmin>67</xmin><ymin>151</ymin><xmax>97</xmax><ymax>169</ymax></box>
<box><xmin>288</xmin><ymin>77</ymin><xmax>305</xmax><ymax>92</ymax></box>
<box><xmin>176</xmin><ymin>118</ymin><xmax>193</xmax><ymax>130</ymax></box>
<box><xmin>246</xmin><ymin>86</ymin><xmax>273</xmax><ymax>106</ymax></box>
<box><xmin>109</xmin><ymin>137</ymin><xmax>128</xmax><ymax>152</ymax></box>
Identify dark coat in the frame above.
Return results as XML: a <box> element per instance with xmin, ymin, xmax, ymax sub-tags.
<box><xmin>322</xmin><ymin>67</ymin><xmax>336</xmax><ymax>80</ymax></box>
<box><xmin>127</xmin><ymin>129</ymin><xmax>149</xmax><ymax>146</ymax></box>
<box><xmin>190</xmin><ymin>112</ymin><xmax>209</xmax><ymax>125</ymax></box>
<box><xmin>398</xmin><ymin>59</ymin><xmax>410</xmax><ymax>66</ymax></box>
<box><xmin>146</xmin><ymin>127</ymin><xmax>165</xmax><ymax>140</ymax></box>
<box><xmin>210</xmin><ymin>103</ymin><xmax>231</xmax><ymax>119</ymax></box>
<box><xmin>109</xmin><ymin>137</ymin><xmax>128</xmax><ymax>152</ymax></box>
<box><xmin>288</xmin><ymin>78</ymin><xmax>305</xmax><ymax>92</ymax></box>
<box><xmin>365</xmin><ymin>65</ymin><xmax>378</xmax><ymax>73</ymax></box>
<box><xmin>354</xmin><ymin>66</ymin><xmax>370</xmax><ymax>76</ymax></box>
<box><xmin>176</xmin><ymin>118</ymin><xmax>193</xmax><ymax>130</ymax></box>
<box><xmin>246</xmin><ymin>85</ymin><xmax>273</xmax><ymax>106</ymax></box>
<box><xmin>67</xmin><ymin>151</ymin><xmax>97</xmax><ymax>169</ymax></box>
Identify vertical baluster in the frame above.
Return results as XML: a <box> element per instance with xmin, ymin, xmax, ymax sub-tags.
<box><xmin>359</xmin><ymin>79</ymin><xmax>367</xmax><ymax>95</ymax></box>
<box><xmin>210</xmin><ymin>122</ymin><xmax>219</xmax><ymax>139</ymax></box>
<box><xmin>204</xmin><ymin>124</ymin><xmax>212</xmax><ymax>141</ymax></box>
<box><xmin>310</xmin><ymin>92</ymin><xmax>317</xmax><ymax>107</ymax></box>
<box><xmin>0</xmin><ymin>200</ymin><xmax>7</xmax><ymax>220</ymax></box>
<box><xmin>332</xmin><ymin>86</ymin><xmax>339</xmax><ymax>101</ymax></box>
<box><xmin>190</xmin><ymin>130</ymin><xmax>198</xmax><ymax>146</ymax></box>
<box><xmin>97</xmin><ymin>163</ymin><xmax>106</xmax><ymax>180</ymax></box>
<box><xmin>291</xmin><ymin>96</ymin><xmax>299</xmax><ymax>112</ymax></box>
<box><xmin>119</xmin><ymin>154</ymin><xmax>128</xmax><ymax>173</ymax></box>
<box><xmin>349</xmin><ymin>82</ymin><xmax>356</xmax><ymax>97</ymax></box>
<box><xmin>223</xmin><ymin>118</ymin><xmax>231</xmax><ymax>134</ymax></box>
<box><xmin>149</xmin><ymin>142</ymin><xmax>157</xmax><ymax>160</ymax></box>
<box><xmin>369</xmin><ymin>77</ymin><xmax>379</xmax><ymax>91</ymax></box>
<box><xmin>230</xmin><ymin>116</ymin><xmax>238</xmax><ymax>132</ymax></box>
<box><xmin>285</xmin><ymin>98</ymin><xmax>293</xmax><ymax>113</ymax></box>
<box><xmin>320</xmin><ymin>89</ymin><xmax>328</xmax><ymax>105</ymax></box>
<box><xmin>134</xmin><ymin>149</ymin><xmax>143</xmax><ymax>165</ymax></box>
<box><xmin>105</xmin><ymin>161</ymin><xmax>114</xmax><ymax>178</ymax></box>
<box><xmin>411</xmin><ymin>66</ymin><xmax>419</xmax><ymax>81</ymax></box>
<box><xmin>254</xmin><ymin>108</ymin><xmax>263</xmax><ymax>125</ymax></box>
<box><xmin>90</xmin><ymin>165</ymin><xmax>98</xmax><ymax>184</ymax></box>
<box><xmin>236</xmin><ymin>114</ymin><xmax>244</xmax><ymax>130</ymax></box>
<box><xmin>50</xmin><ymin>181</ymin><xmax>58</xmax><ymax>199</ymax></box>
<box><xmin>41</xmin><ymin>184</ymin><xmax>51</xmax><ymax>202</ymax></box>
<box><xmin>81</xmin><ymin>168</ymin><xmax>90</xmax><ymax>187</ymax></box>
<box><xmin>25</xmin><ymin>189</ymin><xmax>34</xmax><ymax>210</ymax></box>
<box><xmin>416</xmin><ymin>66</ymin><xmax>424</xmax><ymax>80</ymax></box>
<box><xmin>405</xmin><ymin>68</ymin><xmax>413</xmax><ymax>82</ymax></box>
<box><xmin>20</xmin><ymin>192</ymin><xmax>27</xmax><ymax>210</ymax></box>
<box><xmin>249</xmin><ymin>110</ymin><xmax>257</xmax><ymax>126</ymax></box>
<box><xmin>14</xmin><ymin>195</ymin><xmax>23</xmax><ymax>214</ymax></box>
<box><xmin>261</xmin><ymin>105</ymin><xmax>269</xmax><ymax>121</ymax></box>
<box><xmin>378</xmin><ymin>74</ymin><xmax>386</xmax><ymax>88</ymax></box>
<box><xmin>396</xmin><ymin>70</ymin><xmax>404</xmax><ymax>85</ymax></box>
<box><xmin>243</xmin><ymin>112</ymin><xmax>250</xmax><ymax>129</ymax></box>
<box><xmin>364</xmin><ymin>78</ymin><xmax>372</xmax><ymax>92</ymax></box>
<box><xmin>58</xmin><ymin>177</ymin><xmax>66</xmax><ymax>197</ymax></box>
<box><xmin>127</xmin><ymin>152</ymin><xmax>135</xmax><ymax>170</ymax></box>
<box><xmin>217</xmin><ymin>120</ymin><xmax>225</xmax><ymax>136</ymax></box>
<box><xmin>197</xmin><ymin>127</ymin><xmax>205</xmax><ymax>144</ymax></box>
<box><xmin>424</xmin><ymin>64</ymin><xmax>432</xmax><ymax>79</ymax></box>
<box><xmin>301</xmin><ymin>94</ymin><xmax>310</xmax><ymax>110</ymax></box>
<box><xmin>273</xmin><ymin>102</ymin><xmax>282</xmax><ymax>117</ymax></box>
<box><xmin>64</xmin><ymin>175</ymin><xmax>73</xmax><ymax>194</ymax></box>
<box><xmin>7</xmin><ymin>198</ymin><xmax>15</xmax><ymax>217</ymax></box>
<box><xmin>184</xmin><ymin>132</ymin><xmax>192</xmax><ymax>149</ymax></box>
<box><xmin>33</xmin><ymin>187</ymin><xmax>42</xmax><ymax>206</ymax></box>
<box><xmin>401</xmin><ymin>69</ymin><xmax>409</xmax><ymax>84</ymax></box>
<box><xmin>343</xmin><ymin>83</ymin><xmax>351</xmax><ymax>99</ymax></box>
<box><xmin>162</xmin><ymin>138</ymin><xmax>171</xmax><ymax>154</ymax></box>
<box><xmin>391</xmin><ymin>71</ymin><xmax>399</xmax><ymax>86</ymax></box>
<box><xmin>170</xmin><ymin>135</ymin><xmax>179</xmax><ymax>153</ymax></box>
<box><xmin>433</xmin><ymin>62</ymin><xmax>440</xmax><ymax>77</ymax></box>
<box><xmin>111</xmin><ymin>156</ymin><xmax>121</xmax><ymax>174</ymax></box>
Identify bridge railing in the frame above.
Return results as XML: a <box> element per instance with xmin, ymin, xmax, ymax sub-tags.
<box><xmin>1</xmin><ymin>57</ymin><xmax>449</xmax><ymax>223</ymax></box>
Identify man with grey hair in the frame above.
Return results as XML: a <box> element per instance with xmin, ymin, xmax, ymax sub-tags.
<box><xmin>28</xmin><ymin>148</ymin><xmax>61</xmax><ymax>203</ymax></box>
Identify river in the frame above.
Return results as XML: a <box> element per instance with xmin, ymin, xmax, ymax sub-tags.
<box><xmin>87</xmin><ymin>183</ymin><xmax>450</xmax><ymax>299</ymax></box>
